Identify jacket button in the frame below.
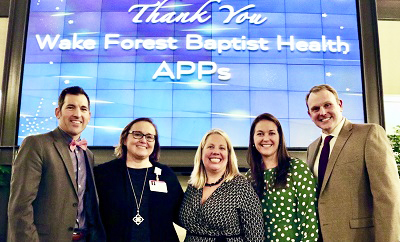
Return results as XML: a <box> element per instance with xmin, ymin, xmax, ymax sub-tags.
<box><xmin>73</xmin><ymin>203</ymin><xmax>78</xmax><ymax>207</ymax></box>
<box><xmin>68</xmin><ymin>227</ymin><xmax>74</xmax><ymax>231</ymax></box>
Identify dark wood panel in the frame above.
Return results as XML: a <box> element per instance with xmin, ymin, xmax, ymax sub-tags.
<box><xmin>377</xmin><ymin>0</ymin><xmax>400</xmax><ymax>20</ymax></box>
<box><xmin>0</xmin><ymin>0</ymin><xmax>10</xmax><ymax>17</ymax></box>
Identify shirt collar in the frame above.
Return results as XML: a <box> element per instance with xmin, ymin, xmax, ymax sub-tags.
<box><xmin>321</xmin><ymin>117</ymin><xmax>346</xmax><ymax>140</ymax></box>
<box><xmin>57</xmin><ymin>127</ymin><xmax>80</xmax><ymax>144</ymax></box>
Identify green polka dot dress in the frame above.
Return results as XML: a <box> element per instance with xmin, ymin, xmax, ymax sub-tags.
<box><xmin>245</xmin><ymin>158</ymin><xmax>319</xmax><ymax>242</ymax></box>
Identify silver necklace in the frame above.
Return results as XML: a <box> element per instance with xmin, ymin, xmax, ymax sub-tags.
<box><xmin>126</xmin><ymin>167</ymin><xmax>148</xmax><ymax>225</ymax></box>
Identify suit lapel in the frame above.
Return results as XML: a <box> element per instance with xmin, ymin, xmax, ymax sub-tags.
<box><xmin>308</xmin><ymin>137</ymin><xmax>322</xmax><ymax>169</ymax></box>
<box><xmin>85</xmin><ymin>149</ymin><xmax>94</xmax><ymax>169</ymax></box>
<box><xmin>84</xmin><ymin>150</ymin><xmax>95</xmax><ymax>184</ymax></box>
<box><xmin>84</xmin><ymin>150</ymin><xmax>101</xmax><ymax>202</ymax></box>
<box><xmin>320</xmin><ymin>120</ymin><xmax>353</xmax><ymax>193</ymax></box>
<box><xmin>52</xmin><ymin>129</ymin><xmax>78</xmax><ymax>196</ymax></box>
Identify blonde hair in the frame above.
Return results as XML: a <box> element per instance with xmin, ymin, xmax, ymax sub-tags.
<box><xmin>189</xmin><ymin>129</ymin><xmax>240</xmax><ymax>189</ymax></box>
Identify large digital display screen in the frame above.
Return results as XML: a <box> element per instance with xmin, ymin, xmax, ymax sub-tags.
<box><xmin>18</xmin><ymin>0</ymin><xmax>364</xmax><ymax>147</ymax></box>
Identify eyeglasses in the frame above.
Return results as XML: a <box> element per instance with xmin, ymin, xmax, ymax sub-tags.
<box><xmin>128</xmin><ymin>131</ymin><xmax>156</xmax><ymax>142</ymax></box>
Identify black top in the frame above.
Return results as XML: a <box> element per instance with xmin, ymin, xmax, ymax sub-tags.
<box><xmin>94</xmin><ymin>158</ymin><xmax>184</xmax><ymax>242</ymax></box>
<box><xmin>127</xmin><ymin>167</ymin><xmax>151</xmax><ymax>241</ymax></box>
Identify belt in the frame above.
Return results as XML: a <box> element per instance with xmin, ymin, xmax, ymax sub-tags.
<box><xmin>187</xmin><ymin>232</ymin><xmax>243</xmax><ymax>242</ymax></box>
<box><xmin>72</xmin><ymin>229</ymin><xmax>87</xmax><ymax>241</ymax></box>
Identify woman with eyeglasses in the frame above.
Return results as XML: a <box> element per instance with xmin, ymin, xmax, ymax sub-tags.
<box><xmin>94</xmin><ymin>117</ymin><xmax>184</xmax><ymax>242</ymax></box>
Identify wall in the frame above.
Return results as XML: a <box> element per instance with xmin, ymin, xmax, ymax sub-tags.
<box><xmin>0</xmin><ymin>18</ymin><xmax>8</xmax><ymax>105</ymax></box>
<box><xmin>379</xmin><ymin>20</ymin><xmax>400</xmax><ymax>134</ymax></box>
<box><xmin>0</xmin><ymin>17</ymin><xmax>9</xmax><ymax>241</ymax></box>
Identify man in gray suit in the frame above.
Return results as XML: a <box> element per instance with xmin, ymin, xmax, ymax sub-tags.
<box><xmin>306</xmin><ymin>84</ymin><xmax>400</xmax><ymax>242</ymax></box>
<box><xmin>8</xmin><ymin>86</ymin><xmax>105</xmax><ymax>242</ymax></box>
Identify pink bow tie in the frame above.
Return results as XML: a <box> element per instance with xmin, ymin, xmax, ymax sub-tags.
<box><xmin>69</xmin><ymin>139</ymin><xmax>88</xmax><ymax>151</ymax></box>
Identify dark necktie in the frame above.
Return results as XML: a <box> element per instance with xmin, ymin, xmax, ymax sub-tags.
<box><xmin>318</xmin><ymin>135</ymin><xmax>334</xmax><ymax>193</ymax></box>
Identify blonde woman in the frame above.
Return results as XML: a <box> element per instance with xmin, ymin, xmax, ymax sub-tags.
<box><xmin>179</xmin><ymin>129</ymin><xmax>264</xmax><ymax>241</ymax></box>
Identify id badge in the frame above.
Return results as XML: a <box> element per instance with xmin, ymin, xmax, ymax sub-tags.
<box><xmin>149</xmin><ymin>180</ymin><xmax>168</xmax><ymax>193</ymax></box>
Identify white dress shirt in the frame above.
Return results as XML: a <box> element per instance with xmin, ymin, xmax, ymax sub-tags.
<box><xmin>313</xmin><ymin>117</ymin><xmax>346</xmax><ymax>178</ymax></box>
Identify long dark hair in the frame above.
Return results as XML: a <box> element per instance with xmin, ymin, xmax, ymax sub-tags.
<box><xmin>114</xmin><ymin>117</ymin><xmax>160</xmax><ymax>164</ymax></box>
<box><xmin>247</xmin><ymin>113</ymin><xmax>291</xmax><ymax>198</ymax></box>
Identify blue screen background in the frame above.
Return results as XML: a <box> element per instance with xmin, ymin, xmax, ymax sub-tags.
<box><xmin>19</xmin><ymin>0</ymin><xmax>364</xmax><ymax>147</ymax></box>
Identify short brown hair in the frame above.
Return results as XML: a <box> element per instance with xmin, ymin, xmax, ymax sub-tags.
<box><xmin>305</xmin><ymin>84</ymin><xmax>340</xmax><ymax>109</ymax></box>
<box><xmin>58</xmin><ymin>86</ymin><xmax>90</xmax><ymax>109</ymax></box>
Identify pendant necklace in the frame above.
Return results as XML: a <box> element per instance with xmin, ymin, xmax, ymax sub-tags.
<box><xmin>127</xmin><ymin>167</ymin><xmax>148</xmax><ymax>225</ymax></box>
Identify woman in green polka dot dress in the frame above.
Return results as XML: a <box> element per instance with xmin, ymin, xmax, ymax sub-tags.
<box><xmin>245</xmin><ymin>113</ymin><xmax>319</xmax><ymax>241</ymax></box>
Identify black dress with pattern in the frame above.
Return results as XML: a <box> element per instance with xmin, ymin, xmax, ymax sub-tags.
<box><xmin>179</xmin><ymin>175</ymin><xmax>264</xmax><ymax>242</ymax></box>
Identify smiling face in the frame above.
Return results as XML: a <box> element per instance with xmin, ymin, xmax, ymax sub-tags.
<box><xmin>253</xmin><ymin>120</ymin><xmax>280</xmax><ymax>163</ymax></box>
<box><xmin>202</xmin><ymin>133</ymin><xmax>229</xmax><ymax>176</ymax></box>
<box><xmin>55</xmin><ymin>94</ymin><xmax>91</xmax><ymax>140</ymax></box>
<box><xmin>307</xmin><ymin>89</ymin><xmax>343</xmax><ymax>134</ymax></box>
<box><xmin>124</xmin><ymin>121</ymin><xmax>156</xmax><ymax>163</ymax></box>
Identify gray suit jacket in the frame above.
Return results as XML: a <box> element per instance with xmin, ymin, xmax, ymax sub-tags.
<box><xmin>307</xmin><ymin>120</ymin><xmax>400</xmax><ymax>242</ymax></box>
<box><xmin>8</xmin><ymin>128</ymin><xmax>105</xmax><ymax>242</ymax></box>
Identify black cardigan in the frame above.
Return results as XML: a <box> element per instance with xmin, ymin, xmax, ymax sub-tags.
<box><xmin>94</xmin><ymin>158</ymin><xmax>184</xmax><ymax>242</ymax></box>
